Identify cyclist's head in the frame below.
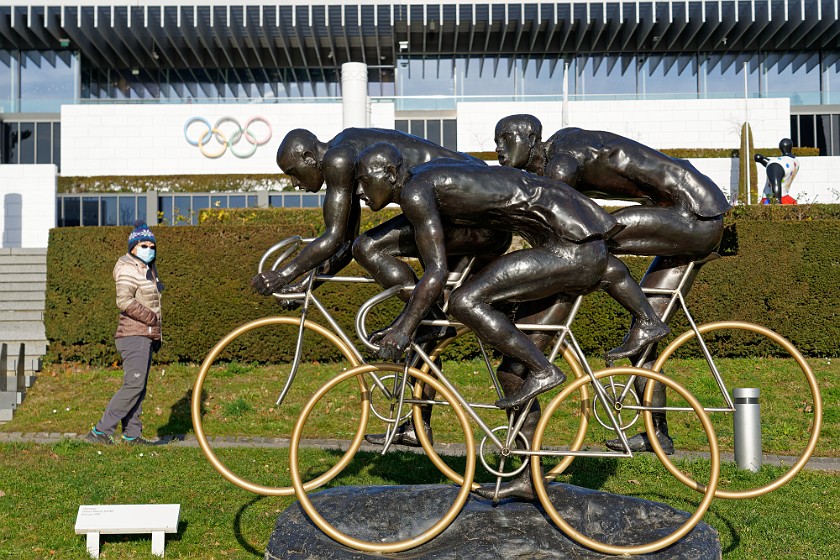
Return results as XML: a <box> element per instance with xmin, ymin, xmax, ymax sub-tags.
<box><xmin>277</xmin><ymin>129</ymin><xmax>324</xmax><ymax>192</ymax></box>
<box><xmin>356</xmin><ymin>143</ymin><xmax>403</xmax><ymax>212</ymax></box>
<box><xmin>495</xmin><ymin>114</ymin><xmax>543</xmax><ymax>169</ymax></box>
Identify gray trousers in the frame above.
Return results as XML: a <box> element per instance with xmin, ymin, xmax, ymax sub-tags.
<box><xmin>95</xmin><ymin>336</ymin><xmax>153</xmax><ymax>438</ymax></box>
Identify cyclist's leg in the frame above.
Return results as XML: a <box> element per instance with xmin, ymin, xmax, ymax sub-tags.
<box><xmin>600</xmin><ymin>256</ymin><xmax>671</xmax><ymax>361</ymax></box>
<box><xmin>472</xmin><ymin>296</ymin><xmax>576</xmax><ymax>501</ymax></box>
<box><xmin>606</xmin><ymin>252</ymin><xmax>725</xmax><ymax>452</ymax></box>
<box><xmin>449</xmin><ymin>242</ymin><xmax>607</xmax><ymax>409</ymax></box>
<box><xmin>604</xmin><ymin>205</ymin><xmax>724</xmax><ymax>449</ymax></box>
<box><xmin>360</xmin><ymin>224</ymin><xmax>511</xmax><ymax>447</ymax></box>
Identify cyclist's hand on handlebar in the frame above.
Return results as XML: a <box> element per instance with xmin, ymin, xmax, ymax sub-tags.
<box><xmin>376</xmin><ymin>329</ymin><xmax>411</xmax><ymax>362</ymax></box>
<box><xmin>251</xmin><ymin>271</ymin><xmax>286</xmax><ymax>296</ymax></box>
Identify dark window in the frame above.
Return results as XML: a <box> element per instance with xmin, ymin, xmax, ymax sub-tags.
<box><xmin>53</xmin><ymin>122</ymin><xmax>61</xmax><ymax>169</ymax></box>
<box><xmin>36</xmin><ymin>122</ymin><xmax>52</xmax><ymax>164</ymax></box>
<box><xmin>19</xmin><ymin>122</ymin><xmax>35</xmax><ymax>164</ymax></box>
<box><xmin>119</xmin><ymin>197</ymin><xmax>136</xmax><ymax>226</ymax></box>
<box><xmin>159</xmin><ymin>196</ymin><xmax>174</xmax><ymax>225</ymax></box>
<box><xmin>799</xmin><ymin>115</ymin><xmax>816</xmax><ymax>149</ymax></box>
<box><xmin>816</xmin><ymin>115</ymin><xmax>830</xmax><ymax>156</ymax></box>
<box><xmin>173</xmin><ymin>195</ymin><xmax>192</xmax><ymax>225</ymax></box>
<box><xmin>442</xmin><ymin>120</ymin><xmax>457</xmax><ymax>151</ymax></box>
<box><xmin>394</xmin><ymin>120</ymin><xmax>408</xmax><ymax>134</ymax></box>
<box><xmin>228</xmin><ymin>195</ymin><xmax>246</xmax><ymax>208</ymax></box>
<box><xmin>100</xmin><ymin>197</ymin><xmax>117</xmax><ymax>225</ymax></box>
<box><xmin>192</xmin><ymin>196</ymin><xmax>209</xmax><ymax>224</ymax></box>
<box><xmin>82</xmin><ymin>197</ymin><xmax>99</xmax><ymax>226</ymax></box>
<box><xmin>832</xmin><ymin>115</ymin><xmax>840</xmax><ymax>156</ymax></box>
<box><xmin>409</xmin><ymin>120</ymin><xmax>424</xmax><ymax>138</ymax></box>
<box><xmin>137</xmin><ymin>197</ymin><xmax>147</xmax><ymax>222</ymax></box>
<box><xmin>62</xmin><ymin>197</ymin><xmax>81</xmax><ymax>227</ymax></box>
<box><xmin>302</xmin><ymin>195</ymin><xmax>319</xmax><ymax>208</ymax></box>
<box><xmin>426</xmin><ymin>120</ymin><xmax>442</xmax><ymax>146</ymax></box>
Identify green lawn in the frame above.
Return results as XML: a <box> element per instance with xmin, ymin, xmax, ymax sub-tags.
<box><xmin>1</xmin><ymin>442</ymin><xmax>838</xmax><ymax>559</ymax></box>
<box><xmin>0</xmin><ymin>357</ymin><xmax>837</xmax><ymax>558</ymax></box>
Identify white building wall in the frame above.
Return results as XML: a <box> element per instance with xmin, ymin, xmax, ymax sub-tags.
<box><xmin>456</xmin><ymin>98</ymin><xmax>790</xmax><ymax>152</ymax></box>
<box><xmin>61</xmin><ymin>104</ymin><xmax>345</xmax><ymax>176</ymax></box>
<box><xmin>57</xmin><ymin>98</ymin><xmax>837</xmax><ymax>203</ymax></box>
<box><xmin>0</xmin><ymin>165</ymin><xmax>57</xmax><ymax>248</ymax></box>
<box><xmin>61</xmin><ymin>102</ymin><xmax>398</xmax><ymax>177</ymax></box>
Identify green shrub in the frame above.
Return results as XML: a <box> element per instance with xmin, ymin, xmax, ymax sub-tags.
<box><xmin>45</xmin><ymin>209</ymin><xmax>840</xmax><ymax>365</ymax></box>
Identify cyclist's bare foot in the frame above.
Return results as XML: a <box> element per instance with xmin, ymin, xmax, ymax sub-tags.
<box><xmin>472</xmin><ymin>473</ymin><xmax>535</xmax><ymax>503</ymax></box>
<box><xmin>605</xmin><ymin>320</ymin><xmax>670</xmax><ymax>361</ymax></box>
<box><xmin>496</xmin><ymin>365</ymin><xmax>566</xmax><ymax>409</ymax></box>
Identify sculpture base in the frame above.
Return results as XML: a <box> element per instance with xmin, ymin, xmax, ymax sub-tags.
<box><xmin>265</xmin><ymin>483</ymin><xmax>721</xmax><ymax>559</ymax></box>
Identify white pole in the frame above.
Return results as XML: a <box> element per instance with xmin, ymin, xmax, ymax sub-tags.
<box><xmin>341</xmin><ymin>62</ymin><xmax>369</xmax><ymax>128</ymax></box>
<box><xmin>744</xmin><ymin>62</ymin><xmax>751</xmax><ymax>205</ymax></box>
<box><xmin>562</xmin><ymin>62</ymin><xmax>570</xmax><ymax>127</ymax></box>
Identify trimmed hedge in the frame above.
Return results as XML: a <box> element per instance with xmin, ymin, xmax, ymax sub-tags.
<box><xmin>58</xmin><ymin>147</ymin><xmax>821</xmax><ymax>194</ymax></box>
<box><xmin>45</xmin><ymin>205</ymin><xmax>839</xmax><ymax>365</ymax></box>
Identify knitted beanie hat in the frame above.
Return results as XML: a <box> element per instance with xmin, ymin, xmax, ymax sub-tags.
<box><xmin>128</xmin><ymin>220</ymin><xmax>156</xmax><ymax>252</ymax></box>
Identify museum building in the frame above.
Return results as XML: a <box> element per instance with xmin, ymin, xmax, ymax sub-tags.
<box><xmin>2</xmin><ymin>0</ymin><xmax>840</xmax><ymax>237</ymax></box>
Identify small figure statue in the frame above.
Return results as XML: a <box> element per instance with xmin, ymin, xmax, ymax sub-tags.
<box><xmin>251</xmin><ymin>128</ymin><xmax>493</xmax><ymax>299</ymax></box>
<box><xmin>755</xmin><ymin>138</ymin><xmax>799</xmax><ymax>205</ymax></box>
<box><xmin>494</xmin><ymin>115</ymin><xmax>731</xmax><ymax>457</ymax></box>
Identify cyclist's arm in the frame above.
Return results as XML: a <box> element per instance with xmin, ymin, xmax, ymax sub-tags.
<box><xmin>270</xmin><ymin>149</ymin><xmax>360</xmax><ymax>285</ymax></box>
<box><xmin>388</xmin><ymin>181</ymin><xmax>448</xmax><ymax>339</ymax></box>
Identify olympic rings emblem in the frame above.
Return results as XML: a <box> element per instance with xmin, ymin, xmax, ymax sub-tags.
<box><xmin>184</xmin><ymin>116</ymin><xmax>273</xmax><ymax>159</ymax></box>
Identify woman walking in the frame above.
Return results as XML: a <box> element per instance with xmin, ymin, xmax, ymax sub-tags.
<box><xmin>85</xmin><ymin>221</ymin><xmax>163</xmax><ymax>445</ymax></box>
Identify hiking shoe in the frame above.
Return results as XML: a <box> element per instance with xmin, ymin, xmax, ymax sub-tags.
<box><xmin>122</xmin><ymin>435</ymin><xmax>159</xmax><ymax>446</ymax></box>
<box><xmin>84</xmin><ymin>428</ymin><xmax>115</xmax><ymax>445</ymax></box>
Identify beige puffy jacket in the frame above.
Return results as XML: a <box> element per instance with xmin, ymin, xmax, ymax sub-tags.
<box><xmin>113</xmin><ymin>253</ymin><xmax>164</xmax><ymax>340</ymax></box>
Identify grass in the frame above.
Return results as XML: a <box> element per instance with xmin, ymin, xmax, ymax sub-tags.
<box><xmin>0</xmin><ymin>355</ymin><xmax>837</xmax><ymax>558</ymax></box>
<box><xmin>1</xmin><ymin>443</ymin><xmax>838</xmax><ymax>559</ymax></box>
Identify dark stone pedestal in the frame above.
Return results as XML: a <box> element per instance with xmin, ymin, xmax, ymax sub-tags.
<box><xmin>265</xmin><ymin>484</ymin><xmax>721</xmax><ymax>559</ymax></box>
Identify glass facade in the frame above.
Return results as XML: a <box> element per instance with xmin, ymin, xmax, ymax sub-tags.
<box><xmin>395</xmin><ymin>118</ymin><xmax>457</xmax><ymax>151</ymax></box>
<box><xmin>55</xmin><ymin>192</ymin><xmax>327</xmax><ymax>227</ymax></box>
<box><xmin>4</xmin><ymin>47</ymin><xmax>840</xmax><ymax>110</ymax></box>
<box><xmin>1</xmin><ymin>119</ymin><xmax>61</xmax><ymax>168</ymax></box>
<box><xmin>790</xmin><ymin>113</ymin><xmax>840</xmax><ymax>156</ymax></box>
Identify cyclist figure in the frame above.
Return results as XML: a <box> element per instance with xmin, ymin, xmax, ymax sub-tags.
<box><xmin>251</xmin><ymin>128</ymin><xmax>497</xmax><ymax>301</ymax></box>
<box><xmin>494</xmin><ymin>114</ymin><xmax>731</xmax><ymax>455</ymax></box>
<box><xmin>252</xmin><ymin>128</ymin><xmax>512</xmax><ymax>448</ymax></box>
<box><xmin>755</xmin><ymin>138</ymin><xmax>799</xmax><ymax>205</ymax></box>
<box><xmin>354</xmin><ymin>143</ymin><xmax>668</xmax><ymax>421</ymax></box>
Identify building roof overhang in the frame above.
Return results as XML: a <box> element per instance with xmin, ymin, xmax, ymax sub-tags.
<box><xmin>2</xmin><ymin>1</ymin><xmax>839</xmax><ymax>72</ymax></box>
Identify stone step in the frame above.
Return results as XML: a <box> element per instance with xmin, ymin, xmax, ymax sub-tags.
<box><xmin>0</xmin><ymin>282</ymin><xmax>47</xmax><ymax>292</ymax></box>
<box><xmin>2</xmin><ymin>342</ymin><xmax>48</xmax><ymax>357</ymax></box>
<box><xmin>2</xmin><ymin>358</ymin><xmax>42</xmax><ymax>375</ymax></box>
<box><xmin>0</xmin><ymin>255</ymin><xmax>47</xmax><ymax>265</ymax></box>
<box><xmin>0</xmin><ymin>249</ymin><xmax>47</xmax><ymax>259</ymax></box>
<box><xmin>0</xmin><ymin>311</ymin><xmax>43</xmax><ymax>321</ymax></box>
<box><xmin>0</xmin><ymin>390</ymin><xmax>23</xmax><ymax>408</ymax></box>
<box><xmin>0</xmin><ymin>272</ymin><xmax>47</xmax><ymax>283</ymax></box>
<box><xmin>0</xmin><ymin>321</ymin><xmax>47</xmax><ymax>338</ymax></box>
<box><xmin>0</xmin><ymin>291</ymin><xmax>46</xmax><ymax>301</ymax></box>
<box><xmin>0</xmin><ymin>300</ymin><xmax>46</xmax><ymax>311</ymax></box>
<box><xmin>0</xmin><ymin>264</ymin><xmax>47</xmax><ymax>275</ymax></box>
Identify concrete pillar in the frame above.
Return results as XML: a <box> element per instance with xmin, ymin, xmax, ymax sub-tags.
<box><xmin>341</xmin><ymin>62</ymin><xmax>369</xmax><ymax>128</ymax></box>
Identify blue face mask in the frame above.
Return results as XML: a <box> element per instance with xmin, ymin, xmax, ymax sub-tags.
<box><xmin>135</xmin><ymin>247</ymin><xmax>156</xmax><ymax>264</ymax></box>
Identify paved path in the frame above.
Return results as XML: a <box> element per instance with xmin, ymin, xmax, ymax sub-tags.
<box><xmin>2</xmin><ymin>431</ymin><xmax>838</xmax><ymax>472</ymax></box>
